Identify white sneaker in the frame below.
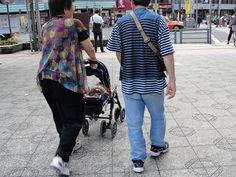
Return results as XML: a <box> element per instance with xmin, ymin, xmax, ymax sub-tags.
<box><xmin>50</xmin><ymin>155</ymin><xmax>70</xmax><ymax>176</ymax></box>
<box><xmin>72</xmin><ymin>140</ymin><xmax>82</xmax><ymax>153</ymax></box>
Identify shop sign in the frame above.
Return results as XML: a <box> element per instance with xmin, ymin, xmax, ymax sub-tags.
<box><xmin>185</xmin><ymin>0</ymin><xmax>191</xmax><ymax>15</ymax></box>
<box><xmin>117</xmin><ymin>0</ymin><xmax>125</xmax><ymax>9</ymax></box>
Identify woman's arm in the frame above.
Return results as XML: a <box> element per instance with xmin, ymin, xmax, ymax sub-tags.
<box><xmin>74</xmin><ymin>19</ymin><xmax>97</xmax><ymax>61</ymax></box>
<box><xmin>80</xmin><ymin>39</ymin><xmax>97</xmax><ymax>61</ymax></box>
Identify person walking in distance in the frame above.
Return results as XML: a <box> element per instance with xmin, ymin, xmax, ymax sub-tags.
<box><xmin>227</xmin><ymin>12</ymin><xmax>236</xmax><ymax>44</ymax></box>
<box><xmin>36</xmin><ymin>0</ymin><xmax>97</xmax><ymax>175</ymax></box>
<box><xmin>107</xmin><ymin>0</ymin><xmax>176</xmax><ymax>173</ymax></box>
<box><xmin>90</xmin><ymin>9</ymin><xmax>105</xmax><ymax>52</ymax></box>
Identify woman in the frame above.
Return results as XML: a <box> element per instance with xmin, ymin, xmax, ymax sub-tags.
<box><xmin>36</xmin><ymin>0</ymin><xmax>97</xmax><ymax>175</ymax></box>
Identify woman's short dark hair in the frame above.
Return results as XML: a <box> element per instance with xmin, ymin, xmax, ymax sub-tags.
<box><xmin>133</xmin><ymin>0</ymin><xmax>151</xmax><ymax>7</ymax></box>
<box><xmin>49</xmin><ymin>0</ymin><xmax>73</xmax><ymax>17</ymax></box>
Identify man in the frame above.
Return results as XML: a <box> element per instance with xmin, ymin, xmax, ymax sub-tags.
<box><xmin>227</xmin><ymin>12</ymin><xmax>236</xmax><ymax>44</ymax></box>
<box><xmin>90</xmin><ymin>10</ymin><xmax>105</xmax><ymax>52</ymax></box>
<box><xmin>107</xmin><ymin>0</ymin><xmax>176</xmax><ymax>173</ymax></box>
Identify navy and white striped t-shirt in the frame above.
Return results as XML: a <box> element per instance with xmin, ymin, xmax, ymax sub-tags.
<box><xmin>107</xmin><ymin>8</ymin><xmax>174</xmax><ymax>95</ymax></box>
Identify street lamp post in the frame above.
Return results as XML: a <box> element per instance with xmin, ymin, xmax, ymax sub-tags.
<box><xmin>35</xmin><ymin>0</ymin><xmax>42</xmax><ymax>50</ymax></box>
<box><xmin>6</xmin><ymin>2</ymin><xmax>12</xmax><ymax>36</ymax></box>
<box><xmin>196</xmin><ymin>0</ymin><xmax>198</xmax><ymax>26</ymax></box>
<box><xmin>178</xmin><ymin>0</ymin><xmax>181</xmax><ymax>21</ymax></box>
<box><xmin>209</xmin><ymin>0</ymin><xmax>212</xmax><ymax>44</ymax></box>
<box><xmin>26</xmin><ymin>0</ymin><xmax>33</xmax><ymax>52</ymax></box>
<box><xmin>217</xmin><ymin>0</ymin><xmax>221</xmax><ymax>17</ymax></box>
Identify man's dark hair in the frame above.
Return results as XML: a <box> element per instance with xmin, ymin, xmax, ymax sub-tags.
<box><xmin>95</xmin><ymin>9</ymin><xmax>99</xmax><ymax>14</ymax></box>
<box><xmin>133</xmin><ymin>0</ymin><xmax>151</xmax><ymax>7</ymax></box>
<box><xmin>48</xmin><ymin>0</ymin><xmax>73</xmax><ymax>17</ymax></box>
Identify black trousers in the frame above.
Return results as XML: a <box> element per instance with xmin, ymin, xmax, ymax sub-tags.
<box><xmin>227</xmin><ymin>27</ymin><xmax>233</xmax><ymax>42</ymax></box>
<box><xmin>94</xmin><ymin>31</ymin><xmax>104</xmax><ymax>52</ymax></box>
<box><xmin>40</xmin><ymin>79</ymin><xmax>85</xmax><ymax>162</ymax></box>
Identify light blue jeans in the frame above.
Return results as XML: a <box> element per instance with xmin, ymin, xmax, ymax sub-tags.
<box><xmin>123</xmin><ymin>93</ymin><xmax>166</xmax><ymax>161</ymax></box>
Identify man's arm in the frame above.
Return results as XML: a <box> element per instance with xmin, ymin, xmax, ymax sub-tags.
<box><xmin>163</xmin><ymin>54</ymin><xmax>176</xmax><ymax>99</ymax></box>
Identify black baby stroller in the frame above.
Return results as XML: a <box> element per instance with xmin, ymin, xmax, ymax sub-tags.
<box><xmin>82</xmin><ymin>60</ymin><xmax>125</xmax><ymax>138</ymax></box>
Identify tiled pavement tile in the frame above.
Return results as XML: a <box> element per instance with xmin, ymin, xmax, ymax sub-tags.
<box><xmin>193</xmin><ymin>145</ymin><xmax>236</xmax><ymax>166</ymax></box>
<box><xmin>211</xmin><ymin>102</ymin><xmax>233</xmax><ymax>111</ymax></box>
<box><xmin>22</xmin><ymin>152</ymin><xmax>57</xmax><ymax>176</ymax></box>
<box><xmin>177</xmin><ymin>86</ymin><xmax>202</xmax><ymax>95</ymax></box>
<box><xmin>70</xmin><ymin>151</ymin><xmax>112</xmax><ymax>175</ymax></box>
<box><xmin>0</xmin><ymin>126</ymin><xmax>15</xmax><ymax>140</ymax></box>
<box><xmin>170</xmin><ymin>105</ymin><xmax>200</xmax><ymax>119</ymax></box>
<box><xmin>197</xmin><ymin>107</ymin><xmax>232</xmax><ymax>117</ymax></box>
<box><xmin>192</xmin><ymin>113</ymin><xmax>218</xmax><ymax>122</ymax></box>
<box><xmin>34</xmin><ymin>133</ymin><xmax>59</xmax><ymax>155</ymax></box>
<box><xmin>192</xmin><ymin>99</ymin><xmax>217</xmax><ymax>109</ymax></box>
<box><xmin>160</xmin><ymin>169</ymin><xmax>197</xmax><ymax>177</ymax></box>
<box><xmin>113</xmin><ymin>171</ymin><xmax>161</xmax><ymax>177</ymax></box>
<box><xmin>78</xmin><ymin>136</ymin><xmax>113</xmax><ymax>153</ymax></box>
<box><xmin>24</xmin><ymin>115</ymin><xmax>52</xmax><ymax>126</ymax></box>
<box><xmin>0</xmin><ymin>138</ymin><xmax>39</xmax><ymax>155</ymax></box>
<box><xmin>206</xmin><ymin>90</ymin><xmax>232</xmax><ymax>99</ymax></box>
<box><xmin>10</xmin><ymin>122</ymin><xmax>49</xmax><ymax>139</ymax></box>
<box><xmin>0</xmin><ymin>154</ymin><xmax>31</xmax><ymax>177</ymax></box>
<box><xmin>168</xmin><ymin>125</ymin><xmax>196</xmax><ymax>138</ymax></box>
<box><xmin>45</xmin><ymin>123</ymin><xmax>58</xmax><ymax>135</ymax></box>
<box><xmin>194</xmin><ymin>89</ymin><xmax>214</xmax><ymax>96</ymax></box>
<box><xmin>186</xmin><ymin>129</ymin><xmax>222</xmax><ymax>146</ymax></box>
<box><xmin>0</xmin><ymin>115</ymin><xmax>27</xmax><ymax>128</ymax></box>
<box><xmin>219</xmin><ymin>166</ymin><xmax>236</xmax><ymax>177</ymax></box>
<box><xmin>0</xmin><ymin>139</ymin><xmax>7</xmax><ymax>149</ymax></box>
<box><xmin>31</xmin><ymin>107</ymin><xmax>52</xmax><ymax>116</ymax></box>
<box><xmin>175</xmin><ymin>118</ymin><xmax>215</xmax><ymax>130</ymax></box>
<box><xmin>14</xmin><ymin>101</ymin><xmax>47</xmax><ymax>111</ymax></box>
<box><xmin>165</xmin><ymin>103</ymin><xmax>181</xmax><ymax>113</ymax></box>
<box><xmin>156</xmin><ymin>147</ymin><xmax>198</xmax><ymax>170</ymax></box>
<box><xmin>217</xmin><ymin>128</ymin><xmax>236</xmax><ymax>139</ymax></box>
<box><xmin>228</xmin><ymin>108</ymin><xmax>236</xmax><ymax>116</ymax></box>
<box><xmin>210</xmin><ymin>116</ymin><xmax>236</xmax><ymax>129</ymax></box>
<box><xmin>164</xmin><ymin>112</ymin><xmax>173</xmax><ymax>120</ymax></box>
<box><xmin>69</xmin><ymin>173</ymin><xmax>112</xmax><ymax>177</ymax></box>
<box><xmin>165</xmin><ymin>119</ymin><xmax>190</xmax><ymax>147</ymax></box>
<box><xmin>6</xmin><ymin>107</ymin><xmax>33</xmax><ymax>117</ymax></box>
<box><xmin>0</xmin><ymin>101</ymin><xmax>15</xmax><ymax>109</ymax></box>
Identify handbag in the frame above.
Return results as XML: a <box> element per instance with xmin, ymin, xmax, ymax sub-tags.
<box><xmin>130</xmin><ymin>12</ymin><xmax>166</xmax><ymax>71</ymax></box>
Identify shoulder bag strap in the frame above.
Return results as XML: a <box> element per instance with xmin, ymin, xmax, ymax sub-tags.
<box><xmin>130</xmin><ymin>11</ymin><xmax>160</xmax><ymax>56</ymax></box>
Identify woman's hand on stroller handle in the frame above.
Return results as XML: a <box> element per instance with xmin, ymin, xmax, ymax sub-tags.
<box><xmin>84</xmin><ymin>59</ymin><xmax>98</xmax><ymax>69</ymax></box>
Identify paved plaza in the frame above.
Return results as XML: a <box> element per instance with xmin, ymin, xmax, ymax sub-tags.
<box><xmin>0</xmin><ymin>43</ymin><xmax>236</xmax><ymax>177</ymax></box>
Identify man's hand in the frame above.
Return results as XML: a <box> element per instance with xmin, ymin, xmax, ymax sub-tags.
<box><xmin>166</xmin><ymin>80</ymin><xmax>176</xmax><ymax>99</ymax></box>
<box><xmin>162</xmin><ymin>54</ymin><xmax>176</xmax><ymax>99</ymax></box>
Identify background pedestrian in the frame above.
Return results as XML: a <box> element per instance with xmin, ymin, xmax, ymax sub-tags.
<box><xmin>90</xmin><ymin>9</ymin><xmax>105</xmax><ymax>52</ymax></box>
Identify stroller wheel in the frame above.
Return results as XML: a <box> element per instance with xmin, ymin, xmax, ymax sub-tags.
<box><xmin>82</xmin><ymin>119</ymin><xmax>89</xmax><ymax>136</ymax></box>
<box><xmin>100</xmin><ymin>120</ymin><xmax>107</xmax><ymax>136</ymax></box>
<box><xmin>111</xmin><ymin>121</ymin><xmax>117</xmax><ymax>139</ymax></box>
<box><xmin>114</xmin><ymin>108</ymin><xmax>121</xmax><ymax>122</ymax></box>
<box><xmin>120</xmin><ymin>108</ymin><xmax>125</xmax><ymax>122</ymax></box>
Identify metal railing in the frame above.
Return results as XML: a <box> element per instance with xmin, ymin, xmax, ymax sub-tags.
<box><xmin>169</xmin><ymin>28</ymin><xmax>211</xmax><ymax>44</ymax></box>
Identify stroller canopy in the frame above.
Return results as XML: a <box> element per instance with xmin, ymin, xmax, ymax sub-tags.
<box><xmin>85</xmin><ymin>60</ymin><xmax>110</xmax><ymax>89</ymax></box>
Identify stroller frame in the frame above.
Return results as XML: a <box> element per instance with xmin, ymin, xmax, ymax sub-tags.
<box><xmin>82</xmin><ymin>60</ymin><xmax>125</xmax><ymax>138</ymax></box>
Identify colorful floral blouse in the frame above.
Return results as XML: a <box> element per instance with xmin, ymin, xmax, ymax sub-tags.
<box><xmin>37</xmin><ymin>18</ymin><xmax>89</xmax><ymax>94</ymax></box>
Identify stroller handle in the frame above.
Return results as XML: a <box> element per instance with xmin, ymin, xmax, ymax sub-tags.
<box><xmin>84</xmin><ymin>59</ymin><xmax>98</xmax><ymax>65</ymax></box>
